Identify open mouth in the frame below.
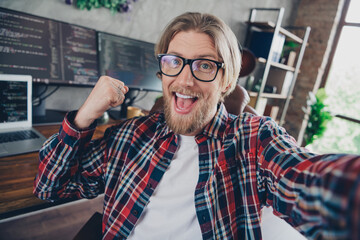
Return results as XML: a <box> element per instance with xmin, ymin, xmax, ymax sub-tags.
<box><xmin>173</xmin><ymin>92</ymin><xmax>198</xmax><ymax>114</ymax></box>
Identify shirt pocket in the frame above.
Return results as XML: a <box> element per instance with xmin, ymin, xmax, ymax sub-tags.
<box><xmin>215</xmin><ymin>152</ymin><xmax>261</xmax><ymax>219</ymax></box>
<box><xmin>213</xmin><ymin>154</ymin><xmax>239</xmax><ymax>215</ymax></box>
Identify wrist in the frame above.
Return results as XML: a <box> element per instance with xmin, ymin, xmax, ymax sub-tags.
<box><xmin>74</xmin><ymin>110</ymin><xmax>95</xmax><ymax>129</ymax></box>
<box><xmin>62</xmin><ymin>111</ymin><xmax>97</xmax><ymax>146</ymax></box>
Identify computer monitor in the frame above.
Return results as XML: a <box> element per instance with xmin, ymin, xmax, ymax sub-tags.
<box><xmin>98</xmin><ymin>32</ymin><xmax>162</xmax><ymax>118</ymax></box>
<box><xmin>0</xmin><ymin>74</ymin><xmax>31</xmax><ymax>126</ymax></box>
<box><xmin>98</xmin><ymin>32</ymin><xmax>162</xmax><ymax>92</ymax></box>
<box><xmin>0</xmin><ymin>7</ymin><xmax>100</xmax><ymax>124</ymax></box>
<box><xmin>0</xmin><ymin>7</ymin><xmax>99</xmax><ymax>86</ymax></box>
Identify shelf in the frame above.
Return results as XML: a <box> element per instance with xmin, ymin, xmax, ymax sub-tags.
<box><xmin>258</xmin><ymin>58</ymin><xmax>296</xmax><ymax>71</ymax></box>
<box><xmin>247</xmin><ymin>21</ymin><xmax>303</xmax><ymax>43</ymax></box>
<box><xmin>271</xmin><ymin>61</ymin><xmax>296</xmax><ymax>71</ymax></box>
<box><xmin>245</xmin><ymin>8</ymin><xmax>310</xmax><ymax>125</ymax></box>
<box><xmin>249</xmin><ymin>91</ymin><xmax>291</xmax><ymax>99</ymax></box>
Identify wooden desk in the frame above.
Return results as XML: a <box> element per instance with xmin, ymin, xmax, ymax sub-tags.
<box><xmin>0</xmin><ymin>121</ymin><xmax>116</xmax><ymax>219</ymax></box>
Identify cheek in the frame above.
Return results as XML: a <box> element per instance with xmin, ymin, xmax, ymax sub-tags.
<box><xmin>161</xmin><ymin>78</ymin><xmax>171</xmax><ymax>95</ymax></box>
<box><xmin>202</xmin><ymin>83</ymin><xmax>222</xmax><ymax>100</ymax></box>
<box><xmin>162</xmin><ymin>76</ymin><xmax>173</xmax><ymax>89</ymax></box>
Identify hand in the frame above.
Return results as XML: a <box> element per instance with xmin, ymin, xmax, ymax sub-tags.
<box><xmin>74</xmin><ymin>76</ymin><xmax>129</xmax><ymax>129</ymax></box>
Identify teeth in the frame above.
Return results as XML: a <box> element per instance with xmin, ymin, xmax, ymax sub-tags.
<box><xmin>176</xmin><ymin>92</ymin><xmax>194</xmax><ymax>99</ymax></box>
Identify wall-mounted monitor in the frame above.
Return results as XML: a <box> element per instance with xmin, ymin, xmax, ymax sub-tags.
<box><xmin>0</xmin><ymin>7</ymin><xmax>99</xmax><ymax>86</ymax></box>
<box><xmin>98</xmin><ymin>32</ymin><xmax>162</xmax><ymax>92</ymax></box>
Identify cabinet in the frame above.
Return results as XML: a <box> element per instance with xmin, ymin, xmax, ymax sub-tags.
<box><xmin>244</xmin><ymin>8</ymin><xmax>311</xmax><ymax>126</ymax></box>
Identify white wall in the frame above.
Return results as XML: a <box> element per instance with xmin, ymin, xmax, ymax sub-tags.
<box><xmin>0</xmin><ymin>0</ymin><xmax>301</xmax><ymax>112</ymax></box>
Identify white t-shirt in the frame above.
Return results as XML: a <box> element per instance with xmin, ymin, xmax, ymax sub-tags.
<box><xmin>128</xmin><ymin>135</ymin><xmax>202</xmax><ymax>239</ymax></box>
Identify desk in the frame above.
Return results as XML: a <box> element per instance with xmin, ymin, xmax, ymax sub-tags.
<box><xmin>0</xmin><ymin>121</ymin><xmax>117</xmax><ymax>219</ymax></box>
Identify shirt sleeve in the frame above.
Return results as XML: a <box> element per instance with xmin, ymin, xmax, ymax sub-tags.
<box><xmin>33</xmin><ymin>111</ymin><xmax>109</xmax><ymax>201</ymax></box>
<box><xmin>256</xmin><ymin>117</ymin><xmax>360</xmax><ymax>239</ymax></box>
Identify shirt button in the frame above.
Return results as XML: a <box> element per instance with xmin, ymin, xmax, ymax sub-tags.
<box><xmin>132</xmin><ymin>210</ymin><xmax>138</xmax><ymax>216</ymax></box>
<box><xmin>147</xmin><ymin>183</ymin><xmax>152</xmax><ymax>189</ymax></box>
<box><xmin>202</xmin><ymin>215</ymin><xmax>206</xmax><ymax>221</ymax></box>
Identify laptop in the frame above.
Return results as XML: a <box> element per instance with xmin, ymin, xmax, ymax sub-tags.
<box><xmin>0</xmin><ymin>74</ymin><xmax>47</xmax><ymax>158</ymax></box>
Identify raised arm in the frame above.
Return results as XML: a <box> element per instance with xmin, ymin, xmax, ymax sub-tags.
<box><xmin>33</xmin><ymin>76</ymin><xmax>128</xmax><ymax>201</ymax></box>
<box><xmin>75</xmin><ymin>76</ymin><xmax>128</xmax><ymax>128</ymax></box>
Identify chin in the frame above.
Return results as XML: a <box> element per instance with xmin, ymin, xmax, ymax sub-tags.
<box><xmin>164</xmin><ymin>96</ymin><xmax>210</xmax><ymax>135</ymax></box>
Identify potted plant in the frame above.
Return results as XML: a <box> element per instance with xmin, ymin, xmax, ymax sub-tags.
<box><xmin>303</xmin><ymin>88</ymin><xmax>333</xmax><ymax>145</ymax></box>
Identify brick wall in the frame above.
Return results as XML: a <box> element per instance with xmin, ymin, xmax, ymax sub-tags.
<box><xmin>283</xmin><ymin>0</ymin><xmax>343</xmax><ymax>143</ymax></box>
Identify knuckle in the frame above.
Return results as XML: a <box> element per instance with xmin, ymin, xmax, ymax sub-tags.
<box><xmin>100</xmin><ymin>75</ymin><xmax>113</xmax><ymax>83</ymax></box>
<box><xmin>99</xmin><ymin>75</ymin><xmax>108</xmax><ymax>81</ymax></box>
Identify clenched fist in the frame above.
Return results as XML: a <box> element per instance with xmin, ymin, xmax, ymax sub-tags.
<box><xmin>74</xmin><ymin>76</ymin><xmax>129</xmax><ymax>129</ymax></box>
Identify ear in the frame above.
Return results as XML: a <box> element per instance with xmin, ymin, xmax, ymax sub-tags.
<box><xmin>222</xmin><ymin>83</ymin><xmax>232</xmax><ymax>94</ymax></box>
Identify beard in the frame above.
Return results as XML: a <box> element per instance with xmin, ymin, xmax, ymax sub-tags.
<box><xmin>163</xmin><ymin>86</ymin><xmax>220</xmax><ymax>135</ymax></box>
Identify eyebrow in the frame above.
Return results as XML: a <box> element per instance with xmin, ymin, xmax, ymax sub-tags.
<box><xmin>167</xmin><ymin>51</ymin><xmax>218</xmax><ymax>60</ymax></box>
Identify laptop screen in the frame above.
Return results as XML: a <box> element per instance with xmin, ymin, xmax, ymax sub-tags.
<box><xmin>0</xmin><ymin>74</ymin><xmax>32</xmax><ymax>129</ymax></box>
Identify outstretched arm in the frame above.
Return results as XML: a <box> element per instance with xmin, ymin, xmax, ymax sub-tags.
<box><xmin>256</xmin><ymin>118</ymin><xmax>360</xmax><ymax>239</ymax></box>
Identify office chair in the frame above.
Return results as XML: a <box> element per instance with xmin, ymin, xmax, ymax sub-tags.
<box><xmin>72</xmin><ymin>212</ymin><xmax>102</xmax><ymax>240</ymax></box>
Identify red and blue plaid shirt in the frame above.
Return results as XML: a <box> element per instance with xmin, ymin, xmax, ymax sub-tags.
<box><xmin>34</xmin><ymin>104</ymin><xmax>360</xmax><ymax>239</ymax></box>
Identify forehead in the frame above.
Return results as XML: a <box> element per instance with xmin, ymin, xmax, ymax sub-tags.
<box><xmin>167</xmin><ymin>31</ymin><xmax>218</xmax><ymax>59</ymax></box>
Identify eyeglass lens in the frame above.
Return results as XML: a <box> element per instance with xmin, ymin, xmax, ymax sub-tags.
<box><xmin>160</xmin><ymin>55</ymin><xmax>219</xmax><ymax>81</ymax></box>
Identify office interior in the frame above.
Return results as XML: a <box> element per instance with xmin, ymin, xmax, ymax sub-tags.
<box><xmin>0</xmin><ymin>0</ymin><xmax>358</xmax><ymax>239</ymax></box>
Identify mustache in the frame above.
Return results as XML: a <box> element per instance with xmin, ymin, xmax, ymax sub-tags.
<box><xmin>168</xmin><ymin>86</ymin><xmax>203</xmax><ymax>99</ymax></box>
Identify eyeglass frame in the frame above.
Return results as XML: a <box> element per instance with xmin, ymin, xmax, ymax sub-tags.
<box><xmin>157</xmin><ymin>54</ymin><xmax>225</xmax><ymax>82</ymax></box>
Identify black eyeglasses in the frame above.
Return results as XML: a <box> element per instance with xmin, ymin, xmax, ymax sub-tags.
<box><xmin>157</xmin><ymin>54</ymin><xmax>225</xmax><ymax>82</ymax></box>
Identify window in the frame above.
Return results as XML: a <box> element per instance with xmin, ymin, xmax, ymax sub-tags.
<box><xmin>307</xmin><ymin>0</ymin><xmax>360</xmax><ymax>154</ymax></box>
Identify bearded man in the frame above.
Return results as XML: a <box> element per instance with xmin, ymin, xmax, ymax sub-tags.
<box><xmin>34</xmin><ymin>12</ymin><xmax>360</xmax><ymax>240</ymax></box>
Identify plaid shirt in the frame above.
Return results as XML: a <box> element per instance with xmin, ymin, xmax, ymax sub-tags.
<box><xmin>34</xmin><ymin>104</ymin><xmax>359</xmax><ymax>240</ymax></box>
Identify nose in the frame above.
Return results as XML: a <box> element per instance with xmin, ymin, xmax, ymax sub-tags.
<box><xmin>176</xmin><ymin>64</ymin><xmax>194</xmax><ymax>87</ymax></box>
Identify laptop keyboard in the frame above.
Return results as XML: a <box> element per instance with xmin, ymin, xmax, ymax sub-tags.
<box><xmin>0</xmin><ymin>130</ymin><xmax>39</xmax><ymax>144</ymax></box>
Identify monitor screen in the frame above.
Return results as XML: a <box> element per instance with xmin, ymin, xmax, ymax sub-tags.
<box><xmin>0</xmin><ymin>80</ymin><xmax>28</xmax><ymax>123</ymax></box>
<box><xmin>98</xmin><ymin>32</ymin><xmax>162</xmax><ymax>92</ymax></box>
<box><xmin>0</xmin><ymin>7</ymin><xmax>99</xmax><ymax>86</ymax></box>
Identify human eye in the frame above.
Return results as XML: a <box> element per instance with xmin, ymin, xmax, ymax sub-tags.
<box><xmin>170</xmin><ymin>58</ymin><xmax>182</xmax><ymax>68</ymax></box>
<box><xmin>196</xmin><ymin>60</ymin><xmax>215</xmax><ymax>73</ymax></box>
<box><xmin>163</xmin><ymin>55</ymin><xmax>182</xmax><ymax>69</ymax></box>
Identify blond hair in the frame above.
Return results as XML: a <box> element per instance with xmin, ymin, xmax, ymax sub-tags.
<box><xmin>155</xmin><ymin>12</ymin><xmax>241</xmax><ymax>100</ymax></box>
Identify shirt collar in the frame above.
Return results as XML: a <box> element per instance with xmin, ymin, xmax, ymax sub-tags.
<box><xmin>198</xmin><ymin>102</ymin><xmax>229</xmax><ymax>141</ymax></box>
<box><xmin>156</xmin><ymin>113</ymin><xmax>175</xmax><ymax>139</ymax></box>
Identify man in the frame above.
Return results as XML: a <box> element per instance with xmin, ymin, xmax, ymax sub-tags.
<box><xmin>34</xmin><ymin>12</ymin><xmax>359</xmax><ymax>240</ymax></box>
